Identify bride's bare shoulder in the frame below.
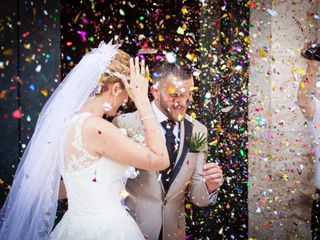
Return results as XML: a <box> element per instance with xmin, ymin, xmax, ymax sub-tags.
<box><xmin>83</xmin><ymin>116</ymin><xmax>116</xmax><ymax>133</ymax></box>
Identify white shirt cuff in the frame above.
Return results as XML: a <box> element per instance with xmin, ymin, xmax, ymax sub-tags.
<box><xmin>208</xmin><ymin>189</ymin><xmax>219</xmax><ymax>202</ymax></box>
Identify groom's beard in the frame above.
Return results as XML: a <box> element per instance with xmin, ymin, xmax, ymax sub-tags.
<box><xmin>159</xmin><ymin>93</ymin><xmax>190</xmax><ymax>122</ymax></box>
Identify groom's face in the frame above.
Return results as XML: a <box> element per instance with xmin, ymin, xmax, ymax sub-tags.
<box><xmin>153</xmin><ymin>73</ymin><xmax>194</xmax><ymax>122</ymax></box>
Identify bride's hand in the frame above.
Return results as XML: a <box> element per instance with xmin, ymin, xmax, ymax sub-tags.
<box><xmin>122</xmin><ymin>56</ymin><xmax>149</xmax><ymax>105</ymax></box>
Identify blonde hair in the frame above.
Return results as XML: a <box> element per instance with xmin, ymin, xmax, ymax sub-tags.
<box><xmin>96</xmin><ymin>49</ymin><xmax>130</xmax><ymax>95</ymax></box>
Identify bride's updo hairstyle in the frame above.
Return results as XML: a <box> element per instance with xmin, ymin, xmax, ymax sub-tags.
<box><xmin>96</xmin><ymin>49</ymin><xmax>131</xmax><ymax>95</ymax></box>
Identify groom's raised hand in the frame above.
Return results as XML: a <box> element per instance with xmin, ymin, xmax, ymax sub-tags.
<box><xmin>203</xmin><ymin>163</ymin><xmax>224</xmax><ymax>193</ymax></box>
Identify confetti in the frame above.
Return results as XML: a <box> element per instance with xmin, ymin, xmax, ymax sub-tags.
<box><xmin>267</xmin><ymin>9</ymin><xmax>278</xmax><ymax>17</ymax></box>
<box><xmin>12</xmin><ymin>109</ymin><xmax>22</xmax><ymax>119</ymax></box>
<box><xmin>102</xmin><ymin>102</ymin><xmax>112</xmax><ymax>112</ymax></box>
<box><xmin>165</xmin><ymin>52</ymin><xmax>177</xmax><ymax>63</ymax></box>
<box><xmin>35</xmin><ymin>65</ymin><xmax>42</xmax><ymax>72</ymax></box>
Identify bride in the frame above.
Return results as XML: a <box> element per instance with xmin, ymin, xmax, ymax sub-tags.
<box><xmin>0</xmin><ymin>41</ymin><xmax>169</xmax><ymax>240</ymax></box>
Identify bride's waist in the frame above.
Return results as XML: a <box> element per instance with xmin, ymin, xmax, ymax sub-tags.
<box><xmin>66</xmin><ymin>188</ymin><xmax>125</xmax><ymax>202</ymax></box>
<box><xmin>67</xmin><ymin>200</ymin><xmax>125</xmax><ymax>214</ymax></box>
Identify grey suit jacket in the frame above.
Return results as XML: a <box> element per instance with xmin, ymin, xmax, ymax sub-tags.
<box><xmin>113</xmin><ymin>111</ymin><xmax>217</xmax><ymax>240</ymax></box>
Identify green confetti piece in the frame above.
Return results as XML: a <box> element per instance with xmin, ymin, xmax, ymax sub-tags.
<box><xmin>177</xmin><ymin>26</ymin><xmax>184</xmax><ymax>35</ymax></box>
<box><xmin>240</xmin><ymin>149</ymin><xmax>245</xmax><ymax>157</ymax></box>
<box><xmin>119</xmin><ymin>9</ymin><xmax>125</xmax><ymax>16</ymax></box>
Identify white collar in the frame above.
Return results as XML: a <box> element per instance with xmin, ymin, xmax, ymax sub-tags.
<box><xmin>151</xmin><ymin>101</ymin><xmax>180</xmax><ymax>140</ymax></box>
<box><xmin>151</xmin><ymin>101</ymin><xmax>171</xmax><ymax>124</ymax></box>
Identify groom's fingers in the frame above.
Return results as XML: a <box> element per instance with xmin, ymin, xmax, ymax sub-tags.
<box><xmin>203</xmin><ymin>163</ymin><xmax>223</xmax><ymax>185</ymax></box>
<box><xmin>203</xmin><ymin>170</ymin><xmax>223</xmax><ymax>180</ymax></box>
<box><xmin>203</xmin><ymin>166</ymin><xmax>222</xmax><ymax>175</ymax></box>
<box><xmin>203</xmin><ymin>162</ymin><xmax>220</xmax><ymax>170</ymax></box>
<box><xmin>203</xmin><ymin>163</ymin><xmax>222</xmax><ymax>176</ymax></box>
<box><xmin>204</xmin><ymin>173</ymin><xmax>224</xmax><ymax>186</ymax></box>
<box><xmin>210</xmin><ymin>178</ymin><xmax>224</xmax><ymax>184</ymax></box>
<box><xmin>204</xmin><ymin>173</ymin><xmax>221</xmax><ymax>180</ymax></box>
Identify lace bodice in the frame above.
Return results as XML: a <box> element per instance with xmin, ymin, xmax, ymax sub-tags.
<box><xmin>61</xmin><ymin>113</ymin><xmax>137</xmax><ymax>211</ymax></box>
<box><xmin>49</xmin><ymin>113</ymin><xmax>144</xmax><ymax>240</ymax></box>
<box><xmin>63</xmin><ymin>112</ymin><xmax>100</xmax><ymax>172</ymax></box>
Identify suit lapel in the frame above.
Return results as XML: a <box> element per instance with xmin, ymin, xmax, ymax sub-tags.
<box><xmin>174</xmin><ymin>121</ymin><xmax>184</xmax><ymax>168</ymax></box>
<box><xmin>156</xmin><ymin>171</ymin><xmax>165</xmax><ymax>193</ymax></box>
<box><xmin>165</xmin><ymin>118</ymin><xmax>193</xmax><ymax>194</ymax></box>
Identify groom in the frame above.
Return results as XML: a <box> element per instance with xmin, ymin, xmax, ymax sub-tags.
<box><xmin>113</xmin><ymin>58</ymin><xmax>223</xmax><ymax>240</ymax></box>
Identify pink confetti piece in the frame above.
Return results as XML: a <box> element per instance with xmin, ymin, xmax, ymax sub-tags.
<box><xmin>12</xmin><ymin>109</ymin><xmax>22</xmax><ymax>119</ymax></box>
<box><xmin>77</xmin><ymin>30</ymin><xmax>87</xmax><ymax>42</ymax></box>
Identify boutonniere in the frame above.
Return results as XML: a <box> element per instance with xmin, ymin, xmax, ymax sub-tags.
<box><xmin>187</xmin><ymin>132</ymin><xmax>207</xmax><ymax>153</ymax></box>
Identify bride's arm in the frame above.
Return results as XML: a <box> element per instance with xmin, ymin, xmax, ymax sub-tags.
<box><xmin>82</xmin><ymin>116</ymin><xmax>169</xmax><ymax>170</ymax></box>
<box><xmin>58</xmin><ymin>180</ymin><xmax>67</xmax><ymax>199</ymax></box>
<box><xmin>82</xmin><ymin>57</ymin><xmax>169</xmax><ymax>171</ymax></box>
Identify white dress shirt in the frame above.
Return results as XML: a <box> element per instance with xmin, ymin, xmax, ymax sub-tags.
<box><xmin>151</xmin><ymin>101</ymin><xmax>180</xmax><ymax>145</ymax></box>
<box><xmin>151</xmin><ymin>101</ymin><xmax>218</xmax><ymax>198</ymax></box>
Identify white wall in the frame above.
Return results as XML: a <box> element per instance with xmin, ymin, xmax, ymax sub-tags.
<box><xmin>249</xmin><ymin>0</ymin><xmax>318</xmax><ymax>238</ymax></box>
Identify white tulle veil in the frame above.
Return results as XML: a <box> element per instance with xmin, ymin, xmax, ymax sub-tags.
<box><xmin>0</xmin><ymin>41</ymin><xmax>119</xmax><ymax>240</ymax></box>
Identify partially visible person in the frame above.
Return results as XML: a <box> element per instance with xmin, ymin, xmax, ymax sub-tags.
<box><xmin>298</xmin><ymin>41</ymin><xmax>320</xmax><ymax>239</ymax></box>
<box><xmin>113</xmin><ymin>57</ymin><xmax>224</xmax><ymax>240</ymax></box>
<box><xmin>0</xmin><ymin>41</ymin><xmax>169</xmax><ymax>240</ymax></box>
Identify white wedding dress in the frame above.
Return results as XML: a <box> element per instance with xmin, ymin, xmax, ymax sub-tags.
<box><xmin>49</xmin><ymin>113</ymin><xmax>144</xmax><ymax>240</ymax></box>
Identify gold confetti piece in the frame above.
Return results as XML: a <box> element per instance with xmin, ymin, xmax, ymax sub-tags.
<box><xmin>158</xmin><ymin>34</ymin><xmax>164</xmax><ymax>41</ymax></box>
<box><xmin>25</xmin><ymin>57</ymin><xmax>32</xmax><ymax>63</ymax></box>
<box><xmin>73</xmin><ymin>11</ymin><xmax>82</xmax><ymax>24</ymax></box>
<box><xmin>221</xmin><ymin>13</ymin><xmax>229</xmax><ymax>19</ymax></box>
<box><xmin>297</xmin><ymin>68</ymin><xmax>305</xmax><ymax>75</ymax></box>
<box><xmin>3</xmin><ymin>49</ymin><xmax>13</xmax><ymax>56</ymax></box>
<box><xmin>186</xmin><ymin>53</ymin><xmax>195</xmax><ymax>61</ymax></box>
<box><xmin>167</xmin><ymin>87</ymin><xmax>176</xmax><ymax>94</ymax></box>
<box><xmin>0</xmin><ymin>90</ymin><xmax>7</xmax><ymax>99</ymax></box>
<box><xmin>182</xmin><ymin>23</ymin><xmax>187</xmax><ymax>30</ymax></box>
<box><xmin>259</xmin><ymin>49</ymin><xmax>267</xmax><ymax>58</ymax></box>
<box><xmin>120</xmin><ymin>189</ymin><xmax>129</xmax><ymax>198</ymax></box>
<box><xmin>24</xmin><ymin>44</ymin><xmax>31</xmax><ymax>49</ymax></box>
<box><xmin>209</xmin><ymin>139</ymin><xmax>218</xmax><ymax>146</ymax></box>
<box><xmin>284</xmin><ymin>139</ymin><xmax>289</xmax><ymax>147</ymax></box>
<box><xmin>181</xmin><ymin>6</ymin><xmax>188</xmax><ymax>15</ymax></box>
<box><xmin>282</xmin><ymin>174</ymin><xmax>289</xmax><ymax>181</ymax></box>
<box><xmin>41</xmin><ymin>89</ymin><xmax>48</xmax><ymax>97</ymax></box>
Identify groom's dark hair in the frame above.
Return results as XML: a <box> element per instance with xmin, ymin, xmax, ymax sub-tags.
<box><xmin>151</xmin><ymin>57</ymin><xmax>193</xmax><ymax>85</ymax></box>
